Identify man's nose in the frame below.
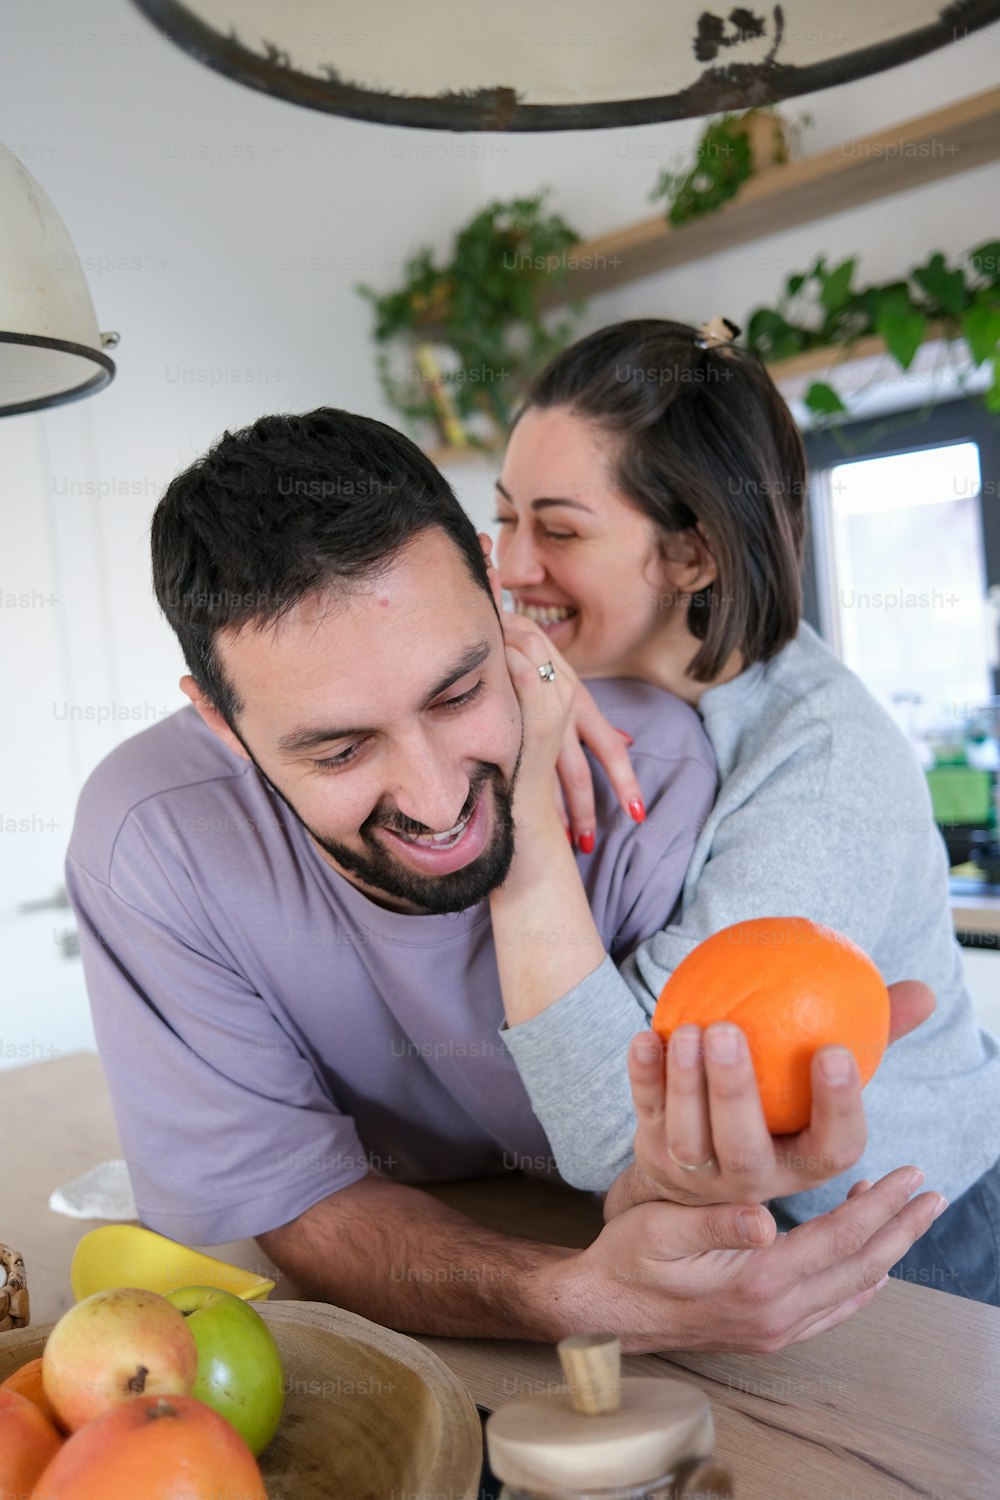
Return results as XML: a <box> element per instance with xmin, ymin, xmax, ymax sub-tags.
<box><xmin>496</xmin><ymin>522</ymin><xmax>545</xmax><ymax>590</ymax></box>
<box><xmin>387</xmin><ymin>741</ymin><xmax>471</xmax><ymax>835</ymax></box>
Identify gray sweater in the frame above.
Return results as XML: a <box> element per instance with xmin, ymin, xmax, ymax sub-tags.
<box><xmin>504</xmin><ymin>624</ymin><xmax>1000</xmax><ymax>1220</ymax></box>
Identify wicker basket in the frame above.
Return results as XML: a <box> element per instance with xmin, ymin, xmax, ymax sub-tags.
<box><xmin>0</xmin><ymin>1244</ymin><xmax>29</xmax><ymax>1331</ymax></box>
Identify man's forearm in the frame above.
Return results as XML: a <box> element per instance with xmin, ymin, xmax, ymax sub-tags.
<box><xmin>257</xmin><ymin>1175</ymin><xmax>577</xmax><ymax>1340</ymax></box>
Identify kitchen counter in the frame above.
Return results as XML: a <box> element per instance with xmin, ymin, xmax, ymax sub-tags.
<box><xmin>3</xmin><ymin>1051</ymin><xmax>1000</xmax><ymax>1500</ymax></box>
<box><xmin>949</xmin><ymin>874</ymin><xmax>1000</xmax><ymax>941</ymax></box>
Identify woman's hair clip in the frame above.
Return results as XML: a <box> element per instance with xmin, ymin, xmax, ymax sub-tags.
<box><xmin>694</xmin><ymin>316</ymin><xmax>742</xmax><ymax>350</ymax></box>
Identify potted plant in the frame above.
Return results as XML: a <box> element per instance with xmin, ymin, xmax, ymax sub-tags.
<box><xmin>650</xmin><ymin>106</ymin><xmax>803</xmax><ymax>228</ymax></box>
<box><xmin>357</xmin><ymin>193</ymin><xmax>585</xmax><ymax>452</ymax></box>
<box><xmin>744</xmin><ymin>241</ymin><xmax>1000</xmax><ymax>423</ymax></box>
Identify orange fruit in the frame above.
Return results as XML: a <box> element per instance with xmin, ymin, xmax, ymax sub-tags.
<box><xmin>1</xmin><ymin>1357</ymin><xmax>64</xmax><ymax>1430</ymax></box>
<box><xmin>0</xmin><ymin>1387</ymin><xmax>64</xmax><ymax>1497</ymax></box>
<box><xmin>30</xmin><ymin>1393</ymin><xmax>267</xmax><ymax>1500</ymax></box>
<box><xmin>651</xmin><ymin>916</ymin><xmax>890</xmax><ymax>1134</ymax></box>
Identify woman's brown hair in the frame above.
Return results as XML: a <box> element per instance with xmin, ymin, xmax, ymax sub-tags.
<box><xmin>520</xmin><ymin>319</ymin><xmax>808</xmax><ymax>682</ymax></box>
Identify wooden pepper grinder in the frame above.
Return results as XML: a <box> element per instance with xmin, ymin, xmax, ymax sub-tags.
<box><xmin>486</xmin><ymin>1334</ymin><xmax>734</xmax><ymax>1499</ymax></box>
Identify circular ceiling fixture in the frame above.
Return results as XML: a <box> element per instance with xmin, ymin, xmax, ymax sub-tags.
<box><xmin>130</xmin><ymin>0</ymin><xmax>1000</xmax><ymax>130</ymax></box>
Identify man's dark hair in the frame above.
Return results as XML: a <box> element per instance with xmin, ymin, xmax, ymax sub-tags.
<box><xmin>519</xmin><ymin>319</ymin><xmax>808</xmax><ymax>681</ymax></box>
<box><xmin>151</xmin><ymin>408</ymin><xmax>495</xmax><ymax>724</ymax></box>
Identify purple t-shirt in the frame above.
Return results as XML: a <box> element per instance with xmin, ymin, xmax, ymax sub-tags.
<box><xmin>65</xmin><ymin>678</ymin><xmax>715</xmax><ymax>1245</ymax></box>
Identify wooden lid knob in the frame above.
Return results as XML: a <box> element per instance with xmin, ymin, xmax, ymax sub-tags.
<box><xmin>557</xmin><ymin>1334</ymin><xmax>621</xmax><ymax>1414</ymax></box>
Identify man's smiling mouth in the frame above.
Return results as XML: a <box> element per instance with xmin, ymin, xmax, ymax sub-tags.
<box><xmin>390</xmin><ymin>804</ymin><xmax>474</xmax><ymax>850</ymax></box>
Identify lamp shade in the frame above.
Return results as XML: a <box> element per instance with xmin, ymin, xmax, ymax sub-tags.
<box><xmin>130</xmin><ymin>0</ymin><xmax>1000</xmax><ymax>130</ymax></box>
<box><xmin>0</xmin><ymin>144</ymin><xmax>115</xmax><ymax>417</ymax></box>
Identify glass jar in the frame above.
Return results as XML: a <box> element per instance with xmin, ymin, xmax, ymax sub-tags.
<box><xmin>498</xmin><ymin>1474</ymin><xmax>679</xmax><ymax>1499</ymax></box>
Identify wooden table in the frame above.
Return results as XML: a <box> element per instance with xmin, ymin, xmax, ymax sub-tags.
<box><xmin>4</xmin><ymin>1052</ymin><xmax>999</xmax><ymax>1499</ymax></box>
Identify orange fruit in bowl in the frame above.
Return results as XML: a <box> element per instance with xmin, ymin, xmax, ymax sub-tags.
<box><xmin>0</xmin><ymin>1387</ymin><xmax>65</xmax><ymax>1496</ymax></box>
<box><xmin>1</xmin><ymin>1355</ymin><xmax>64</xmax><ymax>1430</ymax></box>
<box><xmin>651</xmin><ymin>916</ymin><xmax>891</xmax><ymax>1134</ymax></box>
<box><xmin>29</xmin><ymin>1393</ymin><xmax>267</xmax><ymax>1500</ymax></box>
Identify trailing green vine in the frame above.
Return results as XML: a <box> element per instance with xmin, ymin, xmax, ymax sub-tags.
<box><xmin>357</xmin><ymin>193</ymin><xmax>584</xmax><ymax>449</ymax></box>
<box><xmin>650</xmin><ymin>106</ymin><xmax>802</xmax><ymax>227</ymax></box>
<box><xmin>745</xmin><ymin>242</ymin><xmax>1000</xmax><ymax>421</ymax></box>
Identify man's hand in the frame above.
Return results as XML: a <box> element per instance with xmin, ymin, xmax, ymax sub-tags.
<box><xmin>561</xmin><ymin>1166</ymin><xmax>944</xmax><ymax>1355</ymax></box>
<box><xmin>604</xmin><ymin>981</ymin><xmax>936</xmax><ymax>1216</ymax></box>
<box><xmin>257</xmin><ymin>1167</ymin><xmax>942</xmax><ymax>1354</ymax></box>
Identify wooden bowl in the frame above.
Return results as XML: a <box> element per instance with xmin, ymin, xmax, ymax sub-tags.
<box><xmin>0</xmin><ymin>1298</ymin><xmax>482</xmax><ymax>1500</ymax></box>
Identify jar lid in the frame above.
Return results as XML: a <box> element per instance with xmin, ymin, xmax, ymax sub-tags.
<box><xmin>486</xmin><ymin>1376</ymin><xmax>714</xmax><ymax>1493</ymax></box>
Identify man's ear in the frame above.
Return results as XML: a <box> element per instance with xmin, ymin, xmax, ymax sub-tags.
<box><xmin>657</xmin><ymin>526</ymin><xmax>718</xmax><ymax>593</ymax></box>
<box><xmin>478</xmin><ymin>531</ymin><xmax>504</xmax><ymax>613</ymax></box>
<box><xmin>179</xmin><ymin>675</ymin><xmax>250</xmax><ymax>762</ymax></box>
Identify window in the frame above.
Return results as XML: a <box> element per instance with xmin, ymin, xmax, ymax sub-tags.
<box><xmin>803</xmin><ymin>399</ymin><xmax>1000</xmax><ymax>745</ymax></box>
<box><xmin>812</xmin><ymin>441</ymin><xmax>992</xmax><ymax>726</ymax></box>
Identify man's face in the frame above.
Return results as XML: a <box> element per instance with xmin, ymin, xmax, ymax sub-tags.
<box><xmin>207</xmin><ymin>529</ymin><xmax>523</xmax><ymax>915</ymax></box>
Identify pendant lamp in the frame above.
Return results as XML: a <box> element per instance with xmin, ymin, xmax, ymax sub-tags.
<box><xmin>0</xmin><ymin>144</ymin><xmax>117</xmax><ymax>417</ymax></box>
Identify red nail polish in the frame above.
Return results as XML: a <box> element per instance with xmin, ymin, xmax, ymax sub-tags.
<box><xmin>629</xmin><ymin>800</ymin><xmax>646</xmax><ymax>824</ymax></box>
<box><xmin>615</xmin><ymin>728</ymin><xmax>635</xmax><ymax>745</ymax></box>
<box><xmin>578</xmin><ymin>831</ymin><xmax>595</xmax><ymax>854</ymax></box>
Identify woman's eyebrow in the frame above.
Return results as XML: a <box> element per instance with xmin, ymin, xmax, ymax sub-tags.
<box><xmin>494</xmin><ymin>479</ymin><xmax>593</xmax><ymax>514</ymax></box>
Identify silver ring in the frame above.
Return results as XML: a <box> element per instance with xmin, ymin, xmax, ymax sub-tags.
<box><xmin>667</xmin><ymin>1144</ymin><xmax>717</xmax><ymax>1173</ymax></box>
<box><xmin>537</xmin><ymin>660</ymin><xmax>556</xmax><ymax>683</ymax></box>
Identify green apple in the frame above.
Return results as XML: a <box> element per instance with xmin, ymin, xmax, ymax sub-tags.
<box><xmin>164</xmin><ymin>1285</ymin><xmax>284</xmax><ymax>1455</ymax></box>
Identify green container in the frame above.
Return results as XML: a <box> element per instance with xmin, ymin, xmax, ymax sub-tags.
<box><xmin>926</xmin><ymin>767</ymin><xmax>993</xmax><ymax>825</ymax></box>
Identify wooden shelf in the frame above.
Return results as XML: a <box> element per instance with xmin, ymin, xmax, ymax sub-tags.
<box><xmin>768</xmin><ymin>322</ymin><xmax>952</xmax><ymax>385</ymax></box>
<box><xmin>425</xmin><ymin>326</ymin><xmax>977</xmax><ymax>462</ymax></box>
<box><xmin>418</xmin><ymin>90</ymin><xmax>1000</xmax><ymax>455</ymax></box>
<box><xmin>535</xmin><ymin>86</ymin><xmax>1000</xmax><ymax>307</ymax></box>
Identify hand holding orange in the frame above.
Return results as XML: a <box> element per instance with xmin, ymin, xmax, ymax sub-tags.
<box><xmin>652</xmin><ymin>916</ymin><xmax>891</xmax><ymax>1134</ymax></box>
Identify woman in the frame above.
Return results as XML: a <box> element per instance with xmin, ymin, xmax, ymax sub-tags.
<box><xmin>485</xmin><ymin>317</ymin><xmax>1000</xmax><ymax>1304</ymax></box>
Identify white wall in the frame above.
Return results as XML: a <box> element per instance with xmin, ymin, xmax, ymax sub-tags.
<box><xmin>1</xmin><ymin>2</ymin><xmax>999</xmax><ymax>1064</ymax></box>
<box><xmin>4</xmin><ymin>6</ymin><xmax>999</xmax><ymax>741</ymax></box>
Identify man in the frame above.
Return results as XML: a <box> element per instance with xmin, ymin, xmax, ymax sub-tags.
<box><xmin>66</xmin><ymin>409</ymin><xmax>941</xmax><ymax>1354</ymax></box>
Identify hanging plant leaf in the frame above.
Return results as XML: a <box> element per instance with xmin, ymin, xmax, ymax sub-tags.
<box><xmin>968</xmin><ymin>241</ymin><xmax>1000</xmax><ymax>287</ymax></box>
<box><xmin>873</xmin><ymin>288</ymin><xmax>926</xmax><ymax>371</ymax></box>
<box><xmin>985</xmin><ymin>354</ymin><xmax>1000</xmax><ymax>414</ymax></box>
<box><xmin>962</xmin><ymin>302</ymin><xmax>1000</xmax><ymax>366</ymax></box>
<box><xmin>912</xmin><ymin>252</ymin><xmax>966</xmax><ymax>320</ymax></box>
<box><xmin>818</xmin><ymin>258</ymin><xmax>856</xmax><ymax>315</ymax></box>
<box><xmin>804</xmin><ymin>382</ymin><xmax>848</xmax><ymax>416</ymax></box>
<box><xmin>745</xmin><ymin>307</ymin><xmax>803</xmax><ymax>362</ymax></box>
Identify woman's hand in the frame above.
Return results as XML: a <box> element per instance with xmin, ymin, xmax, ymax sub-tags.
<box><xmin>489</xmin><ymin>612</ymin><xmax>611</xmax><ymax>1025</ymax></box>
<box><xmin>500</xmin><ymin>610</ymin><xmax>645</xmax><ymax>847</ymax></box>
<box><xmin>499</xmin><ymin>610</ymin><xmax>579</xmax><ymax>831</ymax></box>
<box><xmin>604</xmin><ymin>980</ymin><xmax>937</xmax><ymax>1218</ymax></box>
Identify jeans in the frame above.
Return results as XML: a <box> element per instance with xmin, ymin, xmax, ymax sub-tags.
<box><xmin>769</xmin><ymin>1154</ymin><xmax>1000</xmax><ymax>1306</ymax></box>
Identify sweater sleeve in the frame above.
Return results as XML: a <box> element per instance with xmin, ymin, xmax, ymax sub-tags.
<box><xmin>503</xmin><ymin>707</ymin><xmax>907</xmax><ymax>1194</ymax></box>
<box><xmin>500</xmin><ymin>743</ymin><xmax>717</xmax><ymax>1192</ymax></box>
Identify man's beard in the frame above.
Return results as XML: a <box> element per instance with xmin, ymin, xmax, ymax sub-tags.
<box><xmin>242</xmin><ymin>745</ymin><xmax>519</xmax><ymax>915</ymax></box>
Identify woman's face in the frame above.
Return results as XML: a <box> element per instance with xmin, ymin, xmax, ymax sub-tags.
<box><xmin>495</xmin><ymin>404</ymin><xmax>679</xmax><ymax>679</ymax></box>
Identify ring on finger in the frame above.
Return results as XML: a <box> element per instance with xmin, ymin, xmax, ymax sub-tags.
<box><xmin>667</xmin><ymin>1143</ymin><xmax>717</xmax><ymax>1172</ymax></box>
<box><xmin>537</xmin><ymin>660</ymin><xmax>556</xmax><ymax>683</ymax></box>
